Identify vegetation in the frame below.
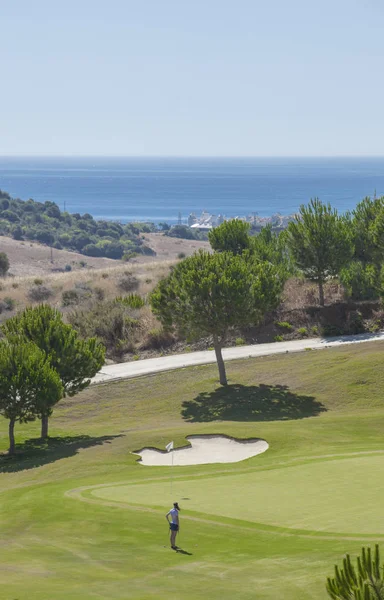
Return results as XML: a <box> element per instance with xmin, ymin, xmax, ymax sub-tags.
<box><xmin>0</xmin><ymin>251</ymin><xmax>10</xmax><ymax>276</ymax></box>
<box><xmin>1</xmin><ymin>342</ymin><xmax>384</xmax><ymax>598</ymax></box>
<box><xmin>208</xmin><ymin>219</ymin><xmax>251</xmax><ymax>254</ymax></box>
<box><xmin>151</xmin><ymin>250</ymin><xmax>282</xmax><ymax>384</ymax></box>
<box><xmin>1</xmin><ymin>305</ymin><xmax>105</xmax><ymax>438</ymax></box>
<box><xmin>326</xmin><ymin>545</ymin><xmax>384</xmax><ymax>599</ymax></box>
<box><xmin>0</xmin><ymin>339</ymin><xmax>62</xmax><ymax>453</ymax></box>
<box><xmin>0</xmin><ymin>189</ymin><xmax>155</xmax><ymax>259</ymax></box>
<box><xmin>287</xmin><ymin>198</ymin><xmax>353</xmax><ymax>305</ymax></box>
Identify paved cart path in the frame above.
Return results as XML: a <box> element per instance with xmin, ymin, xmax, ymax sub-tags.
<box><xmin>92</xmin><ymin>331</ymin><xmax>384</xmax><ymax>385</ymax></box>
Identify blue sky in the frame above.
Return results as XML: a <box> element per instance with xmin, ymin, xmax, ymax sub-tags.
<box><xmin>1</xmin><ymin>0</ymin><xmax>383</xmax><ymax>156</ymax></box>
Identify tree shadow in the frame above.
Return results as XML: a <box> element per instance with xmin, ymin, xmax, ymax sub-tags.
<box><xmin>181</xmin><ymin>384</ymin><xmax>326</xmax><ymax>423</ymax></box>
<box><xmin>0</xmin><ymin>434</ymin><xmax>124</xmax><ymax>473</ymax></box>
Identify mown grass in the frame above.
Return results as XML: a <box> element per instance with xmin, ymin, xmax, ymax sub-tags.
<box><xmin>1</xmin><ymin>341</ymin><xmax>384</xmax><ymax>599</ymax></box>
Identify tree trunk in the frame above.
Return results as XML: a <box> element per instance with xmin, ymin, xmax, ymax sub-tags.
<box><xmin>8</xmin><ymin>418</ymin><xmax>15</xmax><ymax>455</ymax></box>
<box><xmin>318</xmin><ymin>280</ymin><xmax>325</xmax><ymax>306</ymax></box>
<box><xmin>41</xmin><ymin>414</ymin><xmax>49</xmax><ymax>439</ymax></box>
<box><xmin>213</xmin><ymin>335</ymin><xmax>227</xmax><ymax>386</ymax></box>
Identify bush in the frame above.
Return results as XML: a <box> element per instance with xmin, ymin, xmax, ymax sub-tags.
<box><xmin>275</xmin><ymin>321</ymin><xmax>293</xmax><ymax>331</ymax></box>
<box><xmin>28</xmin><ymin>285</ymin><xmax>54</xmax><ymax>302</ymax></box>
<box><xmin>311</xmin><ymin>325</ymin><xmax>319</xmax><ymax>335</ymax></box>
<box><xmin>11</xmin><ymin>282</ymin><xmax>18</xmax><ymax>289</ymax></box>
<box><xmin>274</xmin><ymin>335</ymin><xmax>284</xmax><ymax>342</ymax></box>
<box><xmin>235</xmin><ymin>337</ymin><xmax>246</xmax><ymax>346</ymax></box>
<box><xmin>93</xmin><ymin>286</ymin><xmax>105</xmax><ymax>301</ymax></box>
<box><xmin>62</xmin><ymin>289</ymin><xmax>80</xmax><ymax>306</ymax></box>
<box><xmin>79</xmin><ymin>260</ymin><xmax>87</xmax><ymax>268</ymax></box>
<box><xmin>177</xmin><ymin>252</ymin><xmax>186</xmax><ymax>259</ymax></box>
<box><xmin>12</xmin><ymin>225</ymin><xmax>23</xmax><ymax>240</ymax></box>
<box><xmin>144</xmin><ymin>327</ymin><xmax>174</xmax><ymax>350</ymax></box>
<box><xmin>101</xmin><ymin>272</ymin><xmax>109</xmax><ymax>279</ymax></box>
<box><xmin>117</xmin><ymin>273</ymin><xmax>139</xmax><ymax>292</ymax></box>
<box><xmin>64</xmin><ymin>264</ymin><xmax>72</xmax><ymax>272</ymax></box>
<box><xmin>3</xmin><ymin>296</ymin><xmax>15</xmax><ymax>310</ymax></box>
<box><xmin>347</xmin><ymin>310</ymin><xmax>365</xmax><ymax>334</ymax></box>
<box><xmin>340</xmin><ymin>261</ymin><xmax>380</xmax><ymax>301</ymax></box>
<box><xmin>33</xmin><ymin>278</ymin><xmax>44</xmax><ymax>286</ymax></box>
<box><xmin>122</xmin><ymin>252</ymin><xmax>138</xmax><ymax>262</ymax></box>
<box><xmin>297</xmin><ymin>327</ymin><xmax>308</xmax><ymax>337</ymax></box>
<box><xmin>0</xmin><ymin>252</ymin><xmax>10</xmax><ymax>276</ymax></box>
<box><xmin>115</xmin><ymin>294</ymin><xmax>145</xmax><ymax>309</ymax></box>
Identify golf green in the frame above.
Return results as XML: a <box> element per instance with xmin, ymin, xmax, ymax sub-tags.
<box><xmin>89</xmin><ymin>453</ymin><xmax>384</xmax><ymax>535</ymax></box>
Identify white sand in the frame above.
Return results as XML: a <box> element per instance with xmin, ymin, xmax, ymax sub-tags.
<box><xmin>133</xmin><ymin>435</ymin><xmax>268</xmax><ymax>466</ymax></box>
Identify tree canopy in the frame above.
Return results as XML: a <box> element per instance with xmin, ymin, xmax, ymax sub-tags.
<box><xmin>0</xmin><ymin>339</ymin><xmax>63</xmax><ymax>454</ymax></box>
<box><xmin>1</xmin><ymin>305</ymin><xmax>105</xmax><ymax>438</ymax></box>
<box><xmin>287</xmin><ymin>198</ymin><xmax>353</xmax><ymax>305</ymax></box>
<box><xmin>150</xmin><ymin>250</ymin><xmax>282</xmax><ymax>385</ymax></box>
<box><xmin>208</xmin><ymin>219</ymin><xmax>251</xmax><ymax>255</ymax></box>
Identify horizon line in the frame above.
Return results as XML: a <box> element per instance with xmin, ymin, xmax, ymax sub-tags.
<box><xmin>1</xmin><ymin>154</ymin><xmax>384</xmax><ymax>159</ymax></box>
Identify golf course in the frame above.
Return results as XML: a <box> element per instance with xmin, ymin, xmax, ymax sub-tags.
<box><xmin>1</xmin><ymin>341</ymin><xmax>384</xmax><ymax>599</ymax></box>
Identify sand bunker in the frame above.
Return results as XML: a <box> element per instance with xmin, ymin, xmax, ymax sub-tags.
<box><xmin>133</xmin><ymin>434</ymin><xmax>268</xmax><ymax>466</ymax></box>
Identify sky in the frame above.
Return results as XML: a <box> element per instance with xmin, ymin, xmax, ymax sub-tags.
<box><xmin>1</xmin><ymin>0</ymin><xmax>384</xmax><ymax>156</ymax></box>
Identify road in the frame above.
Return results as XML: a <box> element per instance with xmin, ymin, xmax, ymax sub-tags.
<box><xmin>92</xmin><ymin>331</ymin><xmax>384</xmax><ymax>385</ymax></box>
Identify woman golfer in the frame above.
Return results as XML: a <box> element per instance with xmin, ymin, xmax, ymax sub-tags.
<box><xmin>166</xmin><ymin>502</ymin><xmax>180</xmax><ymax>549</ymax></box>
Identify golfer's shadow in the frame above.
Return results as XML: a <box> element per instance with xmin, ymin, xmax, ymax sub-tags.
<box><xmin>175</xmin><ymin>547</ymin><xmax>193</xmax><ymax>555</ymax></box>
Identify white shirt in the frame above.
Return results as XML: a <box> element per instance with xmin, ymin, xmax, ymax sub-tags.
<box><xmin>169</xmin><ymin>508</ymin><xmax>179</xmax><ymax>524</ymax></box>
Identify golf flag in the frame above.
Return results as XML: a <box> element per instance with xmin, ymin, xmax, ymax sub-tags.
<box><xmin>166</xmin><ymin>441</ymin><xmax>174</xmax><ymax>452</ymax></box>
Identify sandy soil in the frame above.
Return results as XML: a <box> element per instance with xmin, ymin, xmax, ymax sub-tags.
<box><xmin>0</xmin><ymin>236</ymin><xmax>117</xmax><ymax>277</ymax></box>
<box><xmin>134</xmin><ymin>435</ymin><xmax>269</xmax><ymax>466</ymax></box>
<box><xmin>142</xmin><ymin>233</ymin><xmax>210</xmax><ymax>260</ymax></box>
<box><xmin>0</xmin><ymin>233</ymin><xmax>209</xmax><ymax>277</ymax></box>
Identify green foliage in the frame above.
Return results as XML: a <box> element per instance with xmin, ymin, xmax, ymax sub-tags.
<box><xmin>340</xmin><ymin>261</ymin><xmax>381</xmax><ymax>300</ymax></box>
<box><xmin>297</xmin><ymin>327</ymin><xmax>308</xmax><ymax>337</ymax></box>
<box><xmin>64</xmin><ymin>264</ymin><xmax>72</xmax><ymax>272</ymax></box>
<box><xmin>274</xmin><ymin>335</ymin><xmax>284</xmax><ymax>342</ymax></box>
<box><xmin>311</xmin><ymin>325</ymin><xmax>319</xmax><ymax>335</ymax></box>
<box><xmin>3</xmin><ymin>297</ymin><xmax>15</xmax><ymax>311</ymax></box>
<box><xmin>275</xmin><ymin>321</ymin><xmax>293</xmax><ymax>331</ymax></box>
<box><xmin>251</xmin><ymin>225</ymin><xmax>294</xmax><ymax>279</ymax></box>
<box><xmin>114</xmin><ymin>294</ymin><xmax>145</xmax><ymax>309</ymax></box>
<box><xmin>0</xmin><ymin>252</ymin><xmax>10</xmax><ymax>276</ymax></box>
<box><xmin>0</xmin><ymin>191</ymin><xmax>152</xmax><ymax>260</ymax></box>
<box><xmin>62</xmin><ymin>289</ymin><xmax>80</xmax><ymax>306</ymax></box>
<box><xmin>208</xmin><ymin>219</ymin><xmax>251</xmax><ymax>255</ymax></box>
<box><xmin>0</xmin><ymin>339</ymin><xmax>62</xmax><ymax>453</ymax></box>
<box><xmin>150</xmin><ymin>250</ymin><xmax>282</xmax><ymax>384</ymax></box>
<box><xmin>144</xmin><ymin>327</ymin><xmax>174</xmax><ymax>350</ymax></box>
<box><xmin>165</xmin><ymin>225</ymin><xmax>196</xmax><ymax>240</ymax></box>
<box><xmin>326</xmin><ymin>545</ymin><xmax>384</xmax><ymax>599</ymax></box>
<box><xmin>177</xmin><ymin>252</ymin><xmax>186</xmax><ymax>259</ymax></box>
<box><xmin>1</xmin><ymin>305</ymin><xmax>105</xmax><ymax>437</ymax></box>
<box><xmin>351</xmin><ymin>196</ymin><xmax>384</xmax><ymax>265</ymax></box>
<box><xmin>287</xmin><ymin>199</ymin><xmax>353</xmax><ymax>305</ymax></box>
<box><xmin>235</xmin><ymin>337</ymin><xmax>246</xmax><ymax>346</ymax></box>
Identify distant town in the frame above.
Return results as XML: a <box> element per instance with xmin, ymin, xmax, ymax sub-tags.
<box><xmin>186</xmin><ymin>211</ymin><xmax>297</xmax><ymax>231</ymax></box>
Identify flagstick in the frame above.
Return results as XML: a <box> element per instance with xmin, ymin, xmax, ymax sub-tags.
<box><xmin>171</xmin><ymin>449</ymin><xmax>174</xmax><ymax>496</ymax></box>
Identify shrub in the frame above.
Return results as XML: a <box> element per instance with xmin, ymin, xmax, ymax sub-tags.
<box><xmin>122</xmin><ymin>252</ymin><xmax>138</xmax><ymax>262</ymax></box>
<box><xmin>340</xmin><ymin>261</ymin><xmax>380</xmax><ymax>301</ymax></box>
<box><xmin>274</xmin><ymin>335</ymin><xmax>284</xmax><ymax>342</ymax></box>
<box><xmin>93</xmin><ymin>286</ymin><xmax>105</xmax><ymax>301</ymax></box>
<box><xmin>101</xmin><ymin>272</ymin><xmax>109</xmax><ymax>279</ymax></box>
<box><xmin>28</xmin><ymin>285</ymin><xmax>54</xmax><ymax>302</ymax></box>
<box><xmin>0</xmin><ymin>252</ymin><xmax>10</xmax><ymax>276</ymax></box>
<box><xmin>347</xmin><ymin>310</ymin><xmax>365</xmax><ymax>334</ymax></box>
<box><xmin>79</xmin><ymin>260</ymin><xmax>87</xmax><ymax>267</ymax></box>
<box><xmin>3</xmin><ymin>296</ymin><xmax>15</xmax><ymax>310</ymax></box>
<box><xmin>115</xmin><ymin>294</ymin><xmax>145</xmax><ymax>309</ymax></box>
<box><xmin>33</xmin><ymin>278</ymin><xmax>44</xmax><ymax>286</ymax></box>
<box><xmin>235</xmin><ymin>337</ymin><xmax>246</xmax><ymax>346</ymax></box>
<box><xmin>297</xmin><ymin>327</ymin><xmax>308</xmax><ymax>337</ymax></box>
<box><xmin>177</xmin><ymin>252</ymin><xmax>186</xmax><ymax>259</ymax></box>
<box><xmin>275</xmin><ymin>321</ymin><xmax>293</xmax><ymax>331</ymax></box>
<box><xmin>145</xmin><ymin>278</ymin><xmax>152</xmax><ymax>284</ymax></box>
<box><xmin>64</xmin><ymin>264</ymin><xmax>72</xmax><ymax>272</ymax></box>
<box><xmin>117</xmin><ymin>273</ymin><xmax>139</xmax><ymax>292</ymax></box>
<box><xmin>11</xmin><ymin>283</ymin><xmax>18</xmax><ymax>289</ymax></box>
<box><xmin>322</xmin><ymin>324</ymin><xmax>345</xmax><ymax>337</ymax></box>
<box><xmin>62</xmin><ymin>289</ymin><xmax>80</xmax><ymax>306</ymax></box>
<box><xmin>311</xmin><ymin>325</ymin><xmax>319</xmax><ymax>335</ymax></box>
<box><xmin>144</xmin><ymin>327</ymin><xmax>174</xmax><ymax>350</ymax></box>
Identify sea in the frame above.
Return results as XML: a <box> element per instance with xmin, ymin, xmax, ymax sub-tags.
<box><xmin>0</xmin><ymin>156</ymin><xmax>383</xmax><ymax>224</ymax></box>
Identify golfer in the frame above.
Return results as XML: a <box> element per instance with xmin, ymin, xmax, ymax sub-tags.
<box><xmin>166</xmin><ymin>502</ymin><xmax>180</xmax><ymax>549</ymax></box>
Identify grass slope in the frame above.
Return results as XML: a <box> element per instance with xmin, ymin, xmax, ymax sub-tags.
<box><xmin>1</xmin><ymin>341</ymin><xmax>384</xmax><ymax>599</ymax></box>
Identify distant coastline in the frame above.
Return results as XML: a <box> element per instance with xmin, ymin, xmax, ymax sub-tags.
<box><xmin>0</xmin><ymin>156</ymin><xmax>383</xmax><ymax>224</ymax></box>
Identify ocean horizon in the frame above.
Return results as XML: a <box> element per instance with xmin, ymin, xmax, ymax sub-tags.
<box><xmin>0</xmin><ymin>156</ymin><xmax>383</xmax><ymax>224</ymax></box>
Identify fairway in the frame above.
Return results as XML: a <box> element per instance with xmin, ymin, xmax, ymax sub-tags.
<box><xmin>88</xmin><ymin>452</ymin><xmax>384</xmax><ymax>535</ymax></box>
<box><xmin>2</xmin><ymin>341</ymin><xmax>384</xmax><ymax>599</ymax></box>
